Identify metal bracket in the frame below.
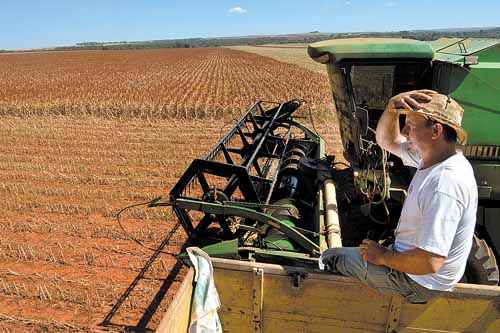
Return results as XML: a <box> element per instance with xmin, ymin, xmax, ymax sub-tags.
<box><xmin>464</xmin><ymin>55</ymin><xmax>479</xmax><ymax>66</ymax></box>
<box><xmin>288</xmin><ymin>271</ymin><xmax>308</xmax><ymax>290</ymax></box>
<box><xmin>252</xmin><ymin>268</ymin><xmax>264</xmax><ymax>333</ymax></box>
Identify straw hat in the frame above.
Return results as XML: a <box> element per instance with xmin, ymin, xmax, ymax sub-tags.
<box><xmin>399</xmin><ymin>93</ymin><xmax>467</xmax><ymax>145</ymax></box>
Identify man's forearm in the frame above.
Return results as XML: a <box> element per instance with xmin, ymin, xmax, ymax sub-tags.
<box><xmin>376</xmin><ymin>90</ymin><xmax>435</xmax><ymax>152</ymax></box>
<box><xmin>375</xmin><ymin>108</ymin><xmax>402</xmax><ymax>149</ymax></box>
<box><xmin>381</xmin><ymin>248</ymin><xmax>443</xmax><ymax>275</ymax></box>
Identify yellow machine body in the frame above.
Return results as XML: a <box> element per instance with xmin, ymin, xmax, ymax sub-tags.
<box><xmin>157</xmin><ymin>258</ymin><xmax>500</xmax><ymax>333</ymax></box>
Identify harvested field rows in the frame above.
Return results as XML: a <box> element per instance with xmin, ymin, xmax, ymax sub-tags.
<box><xmin>0</xmin><ymin>47</ymin><xmax>341</xmax><ymax>332</ymax></box>
<box><xmin>0</xmin><ymin>115</ymin><xmax>340</xmax><ymax>331</ymax></box>
<box><xmin>229</xmin><ymin>45</ymin><xmax>327</xmax><ymax>75</ymax></box>
<box><xmin>0</xmin><ymin>48</ymin><xmax>332</xmax><ymax>119</ymax></box>
<box><xmin>0</xmin><ymin>117</ymin><xmax>216</xmax><ymax>331</ymax></box>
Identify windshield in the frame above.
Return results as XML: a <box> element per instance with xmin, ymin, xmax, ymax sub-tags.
<box><xmin>350</xmin><ymin>65</ymin><xmax>395</xmax><ymax>109</ymax></box>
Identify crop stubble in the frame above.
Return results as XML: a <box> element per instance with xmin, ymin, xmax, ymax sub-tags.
<box><xmin>0</xmin><ymin>48</ymin><xmax>341</xmax><ymax>332</ymax></box>
<box><xmin>228</xmin><ymin>44</ymin><xmax>327</xmax><ymax>75</ymax></box>
<box><xmin>0</xmin><ymin>48</ymin><xmax>333</xmax><ymax>119</ymax></box>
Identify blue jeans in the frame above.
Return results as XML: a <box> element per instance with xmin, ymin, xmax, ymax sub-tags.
<box><xmin>321</xmin><ymin>247</ymin><xmax>441</xmax><ymax>304</ymax></box>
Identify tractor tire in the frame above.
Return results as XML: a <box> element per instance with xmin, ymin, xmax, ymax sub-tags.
<box><xmin>462</xmin><ymin>235</ymin><xmax>499</xmax><ymax>285</ymax></box>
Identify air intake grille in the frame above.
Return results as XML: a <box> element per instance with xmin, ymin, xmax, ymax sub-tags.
<box><xmin>463</xmin><ymin>145</ymin><xmax>500</xmax><ymax>160</ymax></box>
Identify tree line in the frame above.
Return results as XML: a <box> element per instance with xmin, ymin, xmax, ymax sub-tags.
<box><xmin>2</xmin><ymin>28</ymin><xmax>499</xmax><ymax>53</ymax></box>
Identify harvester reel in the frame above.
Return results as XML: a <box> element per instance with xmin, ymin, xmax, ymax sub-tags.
<box><xmin>168</xmin><ymin>99</ymin><xmax>324</xmax><ymax>260</ymax></box>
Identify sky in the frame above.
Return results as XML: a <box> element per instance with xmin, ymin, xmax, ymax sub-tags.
<box><xmin>1</xmin><ymin>0</ymin><xmax>499</xmax><ymax>50</ymax></box>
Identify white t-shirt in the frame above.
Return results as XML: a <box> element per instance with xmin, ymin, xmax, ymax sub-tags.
<box><xmin>394</xmin><ymin>142</ymin><xmax>478</xmax><ymax>291</ymax></box>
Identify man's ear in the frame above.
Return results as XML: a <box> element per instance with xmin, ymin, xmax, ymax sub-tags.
<box><xmin>432</xmin><ymin>123</ymin><xmax>443</xmax><ymax>140</ymax></box>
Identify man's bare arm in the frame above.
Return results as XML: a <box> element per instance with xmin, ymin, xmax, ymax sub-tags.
<box><xmin>375</xmin><ymin>108</ymin><xmax>406</xmax><ymax>156</ymax></box>
<box><xmin>376</xmin><ymin>90</ymin><xmax>436</xmax><ymax>156</ymax></box>
<box><xmin>381</xmin><ymin>247</ymin><xmax>445</xmax><ymax>275</ymax></box>
<box><xmin>360</xmin><ymin>239</ymin><xmax>445</xmax><ymax>275</ymax></box>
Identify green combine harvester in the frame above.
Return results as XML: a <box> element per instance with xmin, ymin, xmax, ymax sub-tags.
<box><xmin>156</xmin><ymin>38</ymin><xmax>500</xmax><ymax>332</ymax></box>
<box><xmin>307</xmin><ymin>37</ymin><xmax>500</xmax><ymax>284</ymax></box>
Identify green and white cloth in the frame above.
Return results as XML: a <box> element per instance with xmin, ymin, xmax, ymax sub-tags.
<box><xmin>187</xmin><ymin>247</ymin><xmax>222</xmax><ymax>333</ymax></box>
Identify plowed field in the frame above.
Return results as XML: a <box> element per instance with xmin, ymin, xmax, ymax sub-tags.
<box><xmin>0</xmin><ymin>48</ymin><xmax>340</xmax><ymax>332</ymax></box>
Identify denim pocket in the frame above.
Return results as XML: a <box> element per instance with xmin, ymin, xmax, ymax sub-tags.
<box><xmin>388</xmin><ymin>270</ymin><xmax>428</xmax><ymax>304</ymax></box>
<box><xmin>405</xmin><ymin>292</ymin><xmax>428</xmax><ymax>304</ymax></box>
<box><xmin>403</xmin><ymin>276</ymin><xmax>429</xmax><ymax>304</ymax></box>
<box><xmin>366</xmin><ymin>267</ymin><xmax>402</xmax><ymax>296</ymax></box>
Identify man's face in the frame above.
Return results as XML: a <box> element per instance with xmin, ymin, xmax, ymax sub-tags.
<box><xmin>401</xmin><ymin>113</ymin><xmax>434</xmax><ymax>154</ymax></box>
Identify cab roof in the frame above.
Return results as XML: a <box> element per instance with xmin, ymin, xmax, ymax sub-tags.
<box><xmin>308</xmin><ymin>38</ymin><xmax>434</xmax><ymax>64</ymax></box>
<box><xmin>430</xmin><ymin>37</ymin><xmax>500</xmax><ymax>63</ymax></box>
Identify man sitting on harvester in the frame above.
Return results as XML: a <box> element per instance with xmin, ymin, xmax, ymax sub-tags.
<box><xmin>322</xmin><ymin>90</ymin><xmax>478</xmax><ymax>303</ymax></box>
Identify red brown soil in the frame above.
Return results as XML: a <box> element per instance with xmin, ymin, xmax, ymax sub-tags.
<box><xmin>0</xmin><ymin>48</ymin><xmax>342</xmax><ymax>332</ymax></box>
<box><xmin>0</xmin><ymin>48</ymin><xmax>333</xmax><ymax>118</ymax></box>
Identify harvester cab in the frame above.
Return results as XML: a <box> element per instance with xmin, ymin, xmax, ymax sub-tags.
<box><xmin>308</xmin><ymin>37</ymin><xmax>500</xmax><ymax>285</ymax></box>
